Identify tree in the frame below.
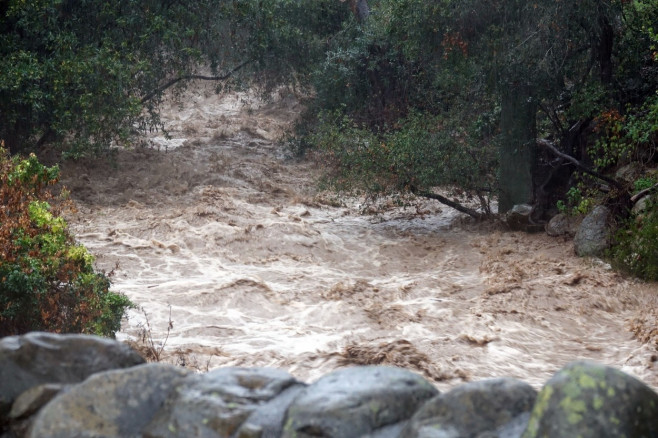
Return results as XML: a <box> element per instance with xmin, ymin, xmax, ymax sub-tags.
<box><xmin>305</xmin><ymin>0</ymin><xmax>657</xmax><ymax>220</ymax></box>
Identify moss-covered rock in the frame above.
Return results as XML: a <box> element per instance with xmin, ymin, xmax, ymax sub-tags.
<box><xmin>522</xmin><ymin>361</ymin><xmax>658</xmax><ymax>438</ymax></box>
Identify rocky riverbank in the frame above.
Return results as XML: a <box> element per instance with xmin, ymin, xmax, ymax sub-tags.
<box><xmin>1</xmin><ymin>332</ymin><xmax>657</xmax><ymax>438</ymax></box>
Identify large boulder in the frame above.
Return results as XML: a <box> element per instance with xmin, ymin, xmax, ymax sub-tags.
<box><xmin>28</xmin><ymin>363</ymin><xmax>190</xmax><ymax>438</ymax></box>
<box><xmin>282</xmin><ymin>366</ymin><xmax>438</xmax><ymax>438</ymax></box>
<box><xmin>143</xmin><ymin>367</ymin><xmax>305</xmax><ymax>438</ymax></box>
<box><xmin>0</xmin><ymin>332</ymin><xmax>144</xmax><ymax>421</ymax></box>
<box><xmin>402</xmin><ymin>378</ymin><xmax>537</xmax><ymax>438</ymax></box>
<box><xmin>573</xmin><ymin>206</ymin><xmax>612</xmax><ymax>256</ymax></box>
<box><xmin>522</xmin><ymin>361</ymin><xmax>658</xmax><ymax>438</ymax></box>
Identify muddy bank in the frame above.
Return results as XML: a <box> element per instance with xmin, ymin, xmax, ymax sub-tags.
<box><xmin>59</xmin><ymin>85</ymin><xmax>658</xmax><ymax>391</ymax></box>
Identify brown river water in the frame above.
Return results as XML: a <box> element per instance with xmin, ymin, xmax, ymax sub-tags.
<box><xmin>58</xmin><ymin>85</ymin><xmax>658</xmax><ymax>391</ymax></box>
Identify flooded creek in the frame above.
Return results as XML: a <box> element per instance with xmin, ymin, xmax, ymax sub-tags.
<box><xmin>60</xmin><ymin>86</ymin><xmax>658</xmax><ymax>391</ymax></box>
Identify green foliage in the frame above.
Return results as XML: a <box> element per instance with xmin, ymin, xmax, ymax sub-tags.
<box><xmin>243</xmin><ymin>0</ymin><xmax>350</xmax><ymax>89</ymax></box>
<box><xmin>0</xmin><ymin>0</ymin><xmax>256</xmax><ymax>157</ymax></box>
<box><xmin>610</xmin><ymin>199</ymin><xmax>658</xmax><ymax>280</ymax></box>
<box><xmin>557</xmin><ymin>186</ymin><xmax>597</xmax><ymax>216</ymax></box>
<box><xmin>298</xmin><ymin>0</ymin><xmax>502</xmax><ymax>213</ymax></box>
<box><xmin>0</xmin><ymin>0</ymin><xmax>358</xmax><ymax>157</ymax></box>
<box><xmin>313</xmin><ymin>108</ymin><xmax>497</xmax><ymax>210</ymax></box>
<box><xmin>589</xmin><ymin>94</ymin><xmax>658</xmax><ymax>170</ymax></box>
<box><xmin>634</xmin><ymin>175</ymin><xmax>658</xmax><ymax>193</ymax></box>
<box><xmin>0</xmin><ymin>146</ymin><xmax>132</xmax><ymax>337</ymax></box>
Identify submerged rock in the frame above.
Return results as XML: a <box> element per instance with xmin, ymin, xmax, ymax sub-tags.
<box><xmin>282</xmin><ymin>366</ymin><xmax>438</xmax><ymax>438</ymax></box>
<box><xmin>522</xmin><ymin>361</ymin><xmax>658</xmax><ymax>438</ymax></box>
<box><xmin>402</xmin><ymin>378</ymin><xmax>537</xmax><ymax>438</ymax></box>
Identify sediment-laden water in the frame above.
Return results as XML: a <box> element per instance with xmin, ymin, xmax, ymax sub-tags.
<box><xmin>60</xmin><ymin>85</ymin><xmax>658</xmax><ymax>391</ymax></box>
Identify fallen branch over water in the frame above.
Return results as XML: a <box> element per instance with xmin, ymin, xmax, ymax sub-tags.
<box><xmin>415</xmin><ymin>189</ymin><xmax>486</xmax><ymax>220</ymax></box>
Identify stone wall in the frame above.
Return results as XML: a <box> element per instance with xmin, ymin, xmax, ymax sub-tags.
<box><xmin>1</xmin><ymin>332</ymin><xmax>657</xmax><ymax>438</ymax></box>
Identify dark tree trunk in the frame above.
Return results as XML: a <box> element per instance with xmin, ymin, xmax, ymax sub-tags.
<box><xmin>498</xmin><ymin>82</ymin><xmax>537</xmax><ymax>213</ymax></box>
<box><xmin>597</xmin><ymin>15</ymin><xmax>614</xmax><ymax>85</ymax></box>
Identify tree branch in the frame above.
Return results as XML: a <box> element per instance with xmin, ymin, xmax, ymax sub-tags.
<box><xmin>537</xmin><ymin>138</ymin><xmax>625</xmax><ymax>191</ymax></box>
<box><xmin>414</xmin><ymin>189</ymin><xmax>486</xmax><ymax>220</ymax></box>
<box><xmin>631</xmin><ymin>183</ymin><xmax>658</xmax><ymax>203</ymax></box>
<box><xmin>140</xmin><ymin>59</ymin><xmax>253</xmax><ymax>104</ymax></box>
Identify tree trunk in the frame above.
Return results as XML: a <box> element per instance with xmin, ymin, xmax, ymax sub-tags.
<box><xmin>498</xmin><ymin>82</ymin><xmax>537</xmax><ymax>213</ymax></box>
<box><xmin>355</xmin><ymin>0</ymin><xmax>369</xmax><ymax>22</ymax></box>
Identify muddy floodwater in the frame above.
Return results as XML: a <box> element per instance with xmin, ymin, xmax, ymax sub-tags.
<box><xmin>59</xmin><ymin>86</ymin><xmax>658</xmax><ymax>391</ymax></box>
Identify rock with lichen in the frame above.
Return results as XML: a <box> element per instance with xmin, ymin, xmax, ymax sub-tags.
<box><xmin>522</xmin><ymin>361</ymin><xmax>658</xmax><ymax>438</ymax></box>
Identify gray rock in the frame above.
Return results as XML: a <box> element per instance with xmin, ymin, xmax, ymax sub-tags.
<box><xmin>6</xmin><ymin>384</ymin><xmax>68</xmax><ymax>438</ymax></box>
<box><xmin>573</xmin><ymin>206</ymin><xmax>611</xmax><ymax>256</ymax></box>
<box><xmin>522</xmin><ymin>361</ymin><xmax>658</xmax><ymax>438</ymax></box>
<box><xmin>9</xmin><ymin>383</ymin><xmax>68</xmax><ymax>420</ymax></box>
<box><xmin>402</xmin><ymin>378</ymin><xmax>537</xmax><ymax>438</ymax></box>
<box><xmin>632</xmin><ymin>194</ymin><xmax>654</xmax><ymax>215</ymax></box>
<box><xmin>505</xmin><ymin>204</ymin><xmax>540</xmax><ymax>232</ymax></box>
<box><xmin>143</xmin><ymin>367</ymin><xmax>304</xmax><ymax>438</ymax></box>
<box><xmin>614</xmin><ymin>162</ymin><xmax>642</xmax><ymax>184</ymax></box>
<box><xmin>28</xmin><ymin>363</ymin><xmax>190</xmax><ymax>438</ymax></box>
<box><xmin>363</xmin><ymin>421</ymin><xmax>407</xmax><ymax>438</ymax></box>
<box><xmin>282</xmin><ymin>366</ymin><xmax>438</xmax><ymax>438</ymax></box>
<box><xmin>0</xmin><ymin>332</ymin><xmax>144</xmax><ymax>421</ymax></box>
<box><xmin>237</xmin><ymin>383</ymin><xmax>306</xmax><ymax>438</ymax></box>
<box><xmin>545</xmin><ymin>213</ymin><xmax>579</xmax><ymax>237</ymax></box>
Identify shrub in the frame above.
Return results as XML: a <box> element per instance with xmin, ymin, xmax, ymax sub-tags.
<box><xmin>0</xmin><ymin>145</ymin><xmax>132</xmax><ymax>337</ymax></box>
<box><xmin>609</xmin><ymin>198</ymin><xmax>658</xmax><ymax>281</ymax></box>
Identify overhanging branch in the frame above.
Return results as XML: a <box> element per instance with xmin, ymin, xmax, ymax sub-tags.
<box><xmin>537</xmin><ymin>138</ymin><xmax>625</xmax><ymax>191</ymax></box>
<box><xmin>140</xmin><ymin>59</ymin><xmax>253</xmax><ymax>104</ymax></box>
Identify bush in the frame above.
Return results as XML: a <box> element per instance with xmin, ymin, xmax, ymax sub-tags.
<box><xmin>609</xmin><ymin>198</ymin><xmax>658</xmax><ymax>281</ymax></box>
<box><xmin>0</xmin><ymin>145</ymin><xmax>132</xmax><ymax>337</ymax></box>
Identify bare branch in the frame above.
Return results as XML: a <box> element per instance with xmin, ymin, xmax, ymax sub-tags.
<box><xmin>631</xmin><ymin>182</ymin><xmax>658</xmax><ymax>203</ymax></box>
<box><xmin>140</xmin><ymin>59</ymin><xmax>253</xmax><ymax>104</ymax></box>
<box><xmin>537</xmin><ymin>138</ymin><xmax>625</xmax><ymax>191</ymax></box>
